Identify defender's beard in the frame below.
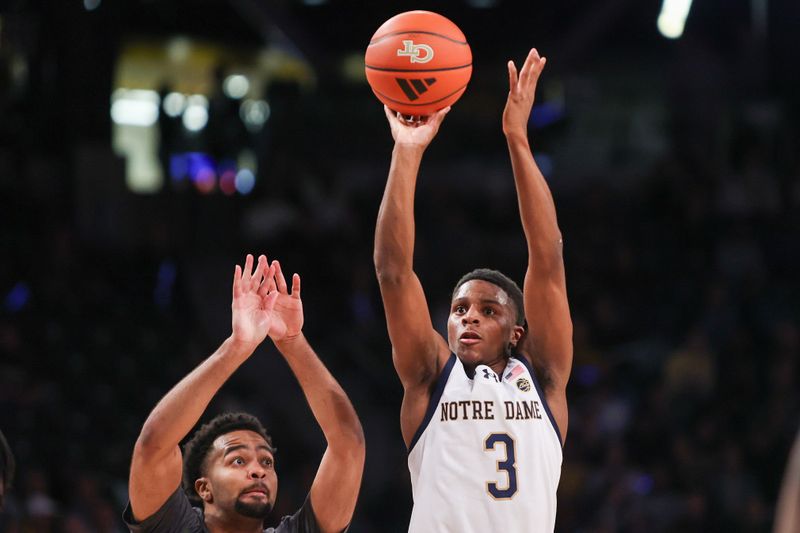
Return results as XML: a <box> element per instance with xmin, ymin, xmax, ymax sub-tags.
<box><xmin>235</xmin><ymin>497</ymin><xmax>273</xmax><ymax>519</ymax></box>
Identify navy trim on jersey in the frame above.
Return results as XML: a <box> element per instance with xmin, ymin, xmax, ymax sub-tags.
<box><xmin>407</xmin><ymin>353</ymin><xmax>457</xmax><ymax>453</ymax></box>
<box><xmin>513</xmin><ymin>355</ymin><xmax>564</xmax><ymax>447</ymax></box>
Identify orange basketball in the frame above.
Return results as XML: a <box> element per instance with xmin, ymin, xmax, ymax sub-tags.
<box><xmin>365</xmin><ymin>11</ymin><xmax>472</xmax><ymax>116</ymax></box>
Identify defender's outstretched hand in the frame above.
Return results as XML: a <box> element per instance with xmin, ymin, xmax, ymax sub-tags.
<box><xmin>231</xmin><ymin>254</ymin><xmax>278</xmax><ymax>349</ymax></box>
<box><xmin>384</xmin><ymin>105</ymin><xmax>450</xmax><ymax>149</ymax></box>
<box><xmin>264</xmin><ymin>260</ymin><xmax>304</xmax><ymax>342</ymax></box>
<box><xmin>503</xmin><ymin>48</ymin><xmax>547</xmax><ymax>138</ymax></box>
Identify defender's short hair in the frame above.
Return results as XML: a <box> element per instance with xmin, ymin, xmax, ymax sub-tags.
<box><xmin>452</xmin><ymin>268</ymin><xmax>526</xmax><ymax>327</ymax></box>
<box><xmin>182</xmin><ymin>412</ymin><xmax>274</xmax><ymax>504</ymax></box>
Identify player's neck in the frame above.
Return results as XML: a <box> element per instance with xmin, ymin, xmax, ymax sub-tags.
<box><xmin>464</xmin><ymin>355</ymin><xmax>510</xmax><ymax>378</ymax></box>
<box><xmin>204</xmin><ymin>508</ymin><xmax>263</xmax><ymax>533</ymax></box>
<box><xmin>487</xmin><ymin>358</ymin><xmax>510</xmax><ymax>377</ymax></box>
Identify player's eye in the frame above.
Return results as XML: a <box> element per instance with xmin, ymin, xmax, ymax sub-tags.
<box><xmin>261</xmin><ymin>458</ymin><xmax>273</xmax><ymax>468</ymax></box>
<box><xmin>454</xmin><ymin>305</ymin><xmax>466</xmax><ymax>313</ymax></box>
<box><xmin>484</xmin><ymin>308</ymin><xmax>495</xmax><ymax>316</ymax></box>
<box><xmin>232</xmin><ymin>457</ymin><xmax>245</xmax><ymax>466</ymax></box>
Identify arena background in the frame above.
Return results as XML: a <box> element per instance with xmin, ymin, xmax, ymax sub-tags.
<box><xmin>1</xmin><ymin>0</ymin><xmax>799</xmax><ymax>531</ymax></box>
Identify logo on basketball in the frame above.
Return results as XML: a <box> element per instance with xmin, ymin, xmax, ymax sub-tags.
<box><xmin>397</xmin><ymin>40</ymin><xmax>434</xmax><ymax>63</ymax></box>
<box><xmin>394</xmin><ymin>77</ymin><xmax>437</xmax><ymax>102</ymax></box>
<box><xmin>365</xmin><ymin>11</ymin><xmax>472</xmax><ymax>115</ymax></box>
<box><xmin>516</xmin><ymin>378</ymin><xmax>531</xmax><ymax>392</ymax></box>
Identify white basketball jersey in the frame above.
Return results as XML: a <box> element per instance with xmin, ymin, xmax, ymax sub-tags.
<box><xmin>407</xmin><ymin>354</ymin><xmax>563</xmax><ymax>533</ymax></box>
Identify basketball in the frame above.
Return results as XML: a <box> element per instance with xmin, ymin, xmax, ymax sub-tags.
<box><xmin>365</xmin><ymin>10</ymin><xmax>472</xmax><ymax>116</ymax></box>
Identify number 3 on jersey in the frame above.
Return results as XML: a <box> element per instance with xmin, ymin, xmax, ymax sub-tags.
<box><xmin>484</xmin><ymin>433</ymin><xmax>518</xmax><ymax>499</ymax></box>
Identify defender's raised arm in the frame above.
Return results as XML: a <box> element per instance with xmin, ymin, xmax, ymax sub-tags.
<box><xmin>267</xmin><ymin>261</ymin><xmax>365</xmax><ymax>533</ymax></box>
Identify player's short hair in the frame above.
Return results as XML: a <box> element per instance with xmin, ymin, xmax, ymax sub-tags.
<box><xmin>452</xmin><ymin>268</ymin><xmax>526</xmax><ymax>327</ymax></box>
<box><xmin>0</xmin><ymin>429</ymin><xmax>15</xmax><ymax>510</ymax></box>
<box><xmin>183</xmin><ymin>412</ymin><xmax>274</xmax><ymax>504</ymax></box>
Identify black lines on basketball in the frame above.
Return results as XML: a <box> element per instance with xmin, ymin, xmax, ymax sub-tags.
<box><xmin>364</xmin><ymin>63</ymin><xmax>472</xmax><ymax>73</ymax></box>
<box><xmin>376</xmin><ymin>83</ymin><xmax>469</xmax><ymax>107</ymax></box>
<box><xmin>369</xmin><ymin>30</ymin><xmax>468</xmax><ymax>46</ymax></box>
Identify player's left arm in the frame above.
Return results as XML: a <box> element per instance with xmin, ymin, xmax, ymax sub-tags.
<box><xmin>267</xmin><ymin>261</ymin><xmax>365</xmax><ymax>533</ymax></box>
<box><xmin>504</xmin><ymin>49</ymin><xmax>573</xmax><ymax>442</ymax></box>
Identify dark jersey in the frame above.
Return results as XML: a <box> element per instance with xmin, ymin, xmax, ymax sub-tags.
<box><xmin>123</xmin><ymin>488</ymin><xmax>321</xmax><ymax>533</ymax></box>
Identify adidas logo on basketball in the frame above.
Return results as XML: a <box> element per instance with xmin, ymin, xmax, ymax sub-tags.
<box><xmin>395</xmin><ymin>77</ymin><xmax>437</xmax><ymax>101</ymax></box>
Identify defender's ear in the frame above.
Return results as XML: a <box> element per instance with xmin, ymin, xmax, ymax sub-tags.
<box><xmin>195</xmin><ymin>478</ymin><xmax>213</xmax><ymax>503</ymax></box>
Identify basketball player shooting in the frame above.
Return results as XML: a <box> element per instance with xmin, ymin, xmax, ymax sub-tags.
<box><xmin>374</xmin><ymin>48</ymin><xmax>572</xmax><ymax>532</ymax></box>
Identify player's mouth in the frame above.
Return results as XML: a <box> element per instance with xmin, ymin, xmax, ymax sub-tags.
<box><xmin>459</xmin><ymin>331</ymin><xmax>482</xmax><ymax>345</ymax></box>
<box><xmin>241</xmin><ymin>484</ymin><xmax>269</xmax><ymax>498</ymax></box>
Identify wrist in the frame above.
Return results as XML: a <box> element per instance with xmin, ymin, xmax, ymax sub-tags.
<box><xmin>393</xmin><ymin>142</ymin><xmax>427</xmax><ymax>157</ymax></box>
<box><xmin>274</xmin><ymin>332</ymin><xmax>305</xmax><ymax>350</ymax></box>
<box><xmin>225</xmin><ymin>335</ymin><xmax>260</xmax><ymax>356</ymax></box>
<box><xmin>504</xmin><ymin>129</ymin><xmax>529</xmax><ymax>144</ymax></box>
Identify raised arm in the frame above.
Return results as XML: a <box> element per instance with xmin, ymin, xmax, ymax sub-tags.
<box><xmin>129</xmin><ymin>254</ymin><xmax>277</xmax><ymax>521</ymax></box>
<box><xmin>374</xmin><ymin>106</ymin><xmax>452</xmax><ymax>445</ymax></box>
<box><xmin>266</xmin><ymin>261</ymin><xmax>365</xmax><ymax>533</ymax></box>
<box><xmin>503</xmin><ymin>49</ymin><xmax>573</xmax><ymax>440</ymax></box>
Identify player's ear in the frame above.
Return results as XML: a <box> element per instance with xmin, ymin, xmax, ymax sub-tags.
<box><xmin>196</xmin><ymin>478</ymin><xmax>213</xmax><ymax>502</ymax></box>
<box><xmin>510</xmin><ymin>325</ymin><xmax>525</xmax><ymax>347</ymax></box>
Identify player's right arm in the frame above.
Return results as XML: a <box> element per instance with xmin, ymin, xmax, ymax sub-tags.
<box><xmin>374</xmin><ymin>106</ymin><xmax>452</xmax><ymax>446</ymax></box>
<box><xmin>129</xmin><ymin>255</ymin><xmax>276</xmax><ymax>521</ymax></box>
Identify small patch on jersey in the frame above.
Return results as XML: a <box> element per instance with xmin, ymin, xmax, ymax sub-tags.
<box><xmin>516</xmin><ymin>377</ymin><xmax>531</xmax><ymax>392</ymax></box>
<box><xmin>504</xmin><ymin>364</ymin><xmax>524</xmax><ymax>381</ymax></box>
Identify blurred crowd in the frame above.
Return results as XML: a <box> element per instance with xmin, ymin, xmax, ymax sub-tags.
<box><xmin>2</xmin><ymin>17</ymin><xmax>800</xmax><ymax>533</ymax></box>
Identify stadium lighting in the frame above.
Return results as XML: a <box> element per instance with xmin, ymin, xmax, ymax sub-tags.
<box><xmin>223</xmin><ymin>74</ymin><xmax>250</xmax><ymax>99</ymax></box>
<box><xmin>657</xmin><ymin>0</ymin><xmax>693</xmax><ymax>39</ymax></box>
<box><xmin>110</xmin><ymin>89</ymin><xmax>160</xmax><ymax>127</ymax></box>
<box><xmin>240</xmin><ymin>99</ymin><xmax>270</xmax><ymax>132</ymax></box>
<box><xmin>162</xmin><ymin>92</ymin><xmax>186</xmax><ymax>117</ymax></box>
<box><xmin>182</xmin><ymin>95</ymin><xmax>209</xmax><ymax>131</ymax></box>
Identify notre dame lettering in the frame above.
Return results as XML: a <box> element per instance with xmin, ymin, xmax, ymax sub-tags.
<box><xmin>440</xmin><ymin>400</ymin><xmax>543</xmax><ymax>422</ymax></box>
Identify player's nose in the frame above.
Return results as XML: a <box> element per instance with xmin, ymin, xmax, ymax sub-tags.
<box><xmin>249</xmin><ymin>466</ymin><xmax>267</xmax><ymax>479</ymax></box>
<box><xmin>461</xmin><ymin>306</ymin><xmax>480</xmax><ymax>323</ymax></box>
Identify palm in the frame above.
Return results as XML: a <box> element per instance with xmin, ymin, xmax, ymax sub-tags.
<box><xmin>503</xmin><ymin>48</ymin><xmax>546</xmax><ymax>135</ymax></box>
<box><xmin>269</xmin><ymin>291</ymin><xmax>303</xmax><ymax>341</ymax></box>
<box><xmin>232</xmin><ymin>292</ymin><xmax>271</xmax><ymax>346</ymax></box>
<box><xmin>231</xmin><ymin>254</ymin><xmax>274</xmax><ymax>347</ymax></box>
<box><xmin>266</xmin><ymin>264</ymin><xmax>304</xmax><ymax>342</ymax></box>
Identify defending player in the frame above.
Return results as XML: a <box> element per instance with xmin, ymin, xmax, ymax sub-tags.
<box><xmin>374</xmin><ymin>48</ymin><xmax>572</xmax><ymax>532</ymax></box>
<box><xmin>125</xmin><ymin>254</ymin><xmax>365</xmax><ymax>533</ymax></box>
